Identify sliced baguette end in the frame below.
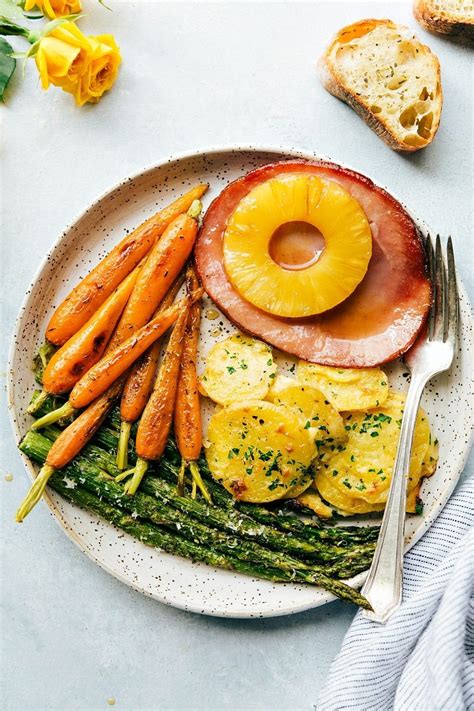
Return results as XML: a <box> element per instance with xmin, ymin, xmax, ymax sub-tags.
<box><xmin>317</xmin><ymin>54</ymin><xmax>419</xmax><ymax>153</ymax></box>
<box><xmin>413</xmin><ymin>0</ymin><xmax>474</xmax><ymax>39</ymax></box>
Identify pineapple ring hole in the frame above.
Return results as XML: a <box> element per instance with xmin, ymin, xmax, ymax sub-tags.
<box><xmin>269</xmin><ymin>221</ymin><xmax>325</xmax><ymax>271</ymax></box>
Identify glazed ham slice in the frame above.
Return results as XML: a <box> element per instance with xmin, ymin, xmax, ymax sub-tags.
<box><xmin>195</xmin><ymin>161</ymin><xmax>431</xmax><ymax>367</ymax></box>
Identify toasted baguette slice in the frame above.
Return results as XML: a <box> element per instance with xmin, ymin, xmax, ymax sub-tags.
<box><xmin>414</xmin><ymin>0</ymin><xmax>474</xmax><ymax>39</ymax></box>
<box><xmin>318</xmin><ymin>19</ymin><xmax>443</xmax><ymax>152</ymax></box>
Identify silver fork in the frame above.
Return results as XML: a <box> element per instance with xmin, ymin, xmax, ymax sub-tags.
<box><xmin>361</xmin><ymin>235</ymin><xmax>459</xmax><ymax>623</ymax></box>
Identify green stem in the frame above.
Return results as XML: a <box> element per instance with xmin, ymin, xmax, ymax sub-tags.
<box><xmin>115</xmin><ymin>467</ymin><xmax>135</xmax><ymax>483</ymax></box>
<box><xmin>31</xmin><ymin>401</ymin><xmax>77</xmax><ymax>430</ymax></box>
<box><xmin>177</xmin><ymin>457</ymin><xmax>186</xmax><ymax>496</ymax></box>
<box><xmin>116</xmin><ymin>420</ymin><xmax>132</xmax><ymax>470</ymax></box>
<box><xmin>16</xmin><ymin>464</ymin><xmax>55</xmax><ymax>522</ymax></box>
<box><xmin>124</xmin><ymin>457</ymin><xmax>149</xmax><ymax>495</ymax></box>
<box><xmin>27</xmin><ymin>389</ymin><xmax>49</xmax><ymax>415</ymax></box>
<box><xmin>0</xmin><ymin>17</ymin><xmax>35</xmax><ymax>40</ymax></box>
<box><xmin>189</xmin><ymin>461</ymin><xmax>212</xmax><ymax>504</ymax></box>
<box><xmin>38</xmin><ymin>341</ymin><xmax>56</xmax><ymax>368</ymax></box>
<box><xmin>187</xmin><ymin>199</ymin><xmax>202</xmax><ymax>220</ymax></box>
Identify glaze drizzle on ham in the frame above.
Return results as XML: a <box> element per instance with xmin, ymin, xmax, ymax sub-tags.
<box><xmin>195</xmin><ymin>161</ymin><xmax>431</xmax><ymax>367</ymax></box>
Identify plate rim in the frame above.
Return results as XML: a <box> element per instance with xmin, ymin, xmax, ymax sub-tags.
<box><xmin>7</xmin><ymin>143</ymin><xmax>474</xmax><ymax>618</ymax></box>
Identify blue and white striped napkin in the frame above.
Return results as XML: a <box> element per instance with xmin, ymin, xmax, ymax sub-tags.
<box><xmin>318</xmin><ymin>477</ymin><xmax>474</xmax><ymax>711</ymax></box>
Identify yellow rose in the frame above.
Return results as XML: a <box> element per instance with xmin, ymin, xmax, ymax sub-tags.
<box><xmin>24</xmin><ymin>0</ymin><xmax>82</xmax><ymax>20</ymax></box>
<box><xmin>74</xmin><ymin>34</ymin><xmax>122</xmax><ymax>106</ymax></box>
<box><xmin>35</xmin><ymin>22</ymin><xmax>121</xmax><ymax>106</ymax></box>
<box><xmin>35</xmin><ymin>23</ymin><xmax>91</xmax><ymax>91</ymax></box>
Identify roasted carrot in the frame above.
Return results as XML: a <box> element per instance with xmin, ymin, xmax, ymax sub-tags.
<box><xmin>16</xmin><ymin>382</ymin><xmax>121</xmax><ymax>522</ymax></box>
<box><xmin>116</xmin><ymin>273</ymin><xmax>185</xmax><ymax>470</ymax></box>
<box><xmin>121</xmin><ymin>303</ymin><xmax>190</xmax><ymax>495</ymax></box>
<box><xmin>31</xmin><ymin>288</ymin><xmax>202</xmax><ymax>430</ymax></box>
<box><xmin>173</xmin><ymin>267</ymin><xmax>210</xmax><ymax>502</ymax></box>
<box><xmin>33</xmin><ymin>201</ymin><xmax>203</xmax><ymax>430</ymax></box>
<box><xmin>109</xmin><ymin>200</ymin><xmax>202</xmax><ymax>348</ymax></box>
<box><xmin>46</xmin><ymin>184</ymin><xmax>208</xmax><ymax>345</ymax></box>
<box><xmin>69</xmin><ymin>295</ymin><xmax>197</xmax><ymax>410</ymax></box>
<box><xmin>39</xmin><ymin>262</ymin><xmax>143</xmax><ymax>399</ymax></box>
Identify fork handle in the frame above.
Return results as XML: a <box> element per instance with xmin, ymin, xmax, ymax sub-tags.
<box><xmin>361</xmin><ymin>374</ymin><xmax>427</xmax><ymax>623</ymax></box>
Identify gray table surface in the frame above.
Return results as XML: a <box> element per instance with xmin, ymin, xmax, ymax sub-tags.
<box><xmin>1</xmin><ymin>2</ymin><xmax>472</xmax><ymax>709</ymax></box>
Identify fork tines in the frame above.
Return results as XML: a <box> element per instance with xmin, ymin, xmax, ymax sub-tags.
<box><xmin>426</xmin><ymin>235</ymin><xmax>459</xmax><ymax>346</ymax></box>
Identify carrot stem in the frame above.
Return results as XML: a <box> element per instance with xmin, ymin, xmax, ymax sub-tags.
<box><xmin>116</xmin><ymin>420</ymin><xmax>132</xmax><ymax>470</ymax></box>
<box><xmin>191</xmin><ymin>479</ymin><xmax>197</xmax><ymax>499</ymax></box>
<box><xmin>16</xmin><ymin>464</ymin><xmax>56</xmax><ymax>522</ymax></box>
<box><xmin>189</xmin><ymin>461</ymin><xmax>212</xmax><ymax>504</ymax></box>
<box><xmin>124</xmin><ymin>457</ymin><xmax>149</xmax><ymax>495</ymax></box>
<box><xmin>187</xmin><ymin>199</ymin><xmax>202</xmax><ymax>220</ymax></box>
<box><xmin>31</xmin><ymin>402</ymin><xmax>77</xmax><ymax>430</ymax></box>
<box><xmin>177</xmin><ymin>457</ymin><xmax>186</xmax><ymax>496</ymax></box>
<box><xmin>27</xmin><ymin>389</ymin><xmax>49</xmax><ymax>415</ymax></box>
<box><xmin>114</xmin><ymin>467</ymin><xmax>135</xmax><ymax>483</ymax></box>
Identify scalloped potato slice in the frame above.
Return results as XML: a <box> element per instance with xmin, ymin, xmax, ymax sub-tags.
<box><xmin>295</xmin><ymin>489</ymin><xmax>334</xmax><ymax>518</ymax></box>
<box><xmin>200</xmin><ymin>333</ymin><xmax>276</xmax><ymax>405</ymax></box>
<box><xmin>316</xmin><ymin>480</ymin><xmax>422</xmax><ymax>516</ymax></box>
<box><xmin>421</xmin><ymin>434</ymin><xmax>439</xmax><ymax>476</ymax></box>
<box><xmin>314</xmin><ymin>474</ymin><xmax>385</xmax><ymax>515</ymax></box>
<box><xmin>205</xmin><ymin>400</ymin><xmax>316</xmax><ymax>503</ymax></box>
<box><xmin>406</xmin><ymin>482</ymin><xmax>422</xmax><ymax>514</ymax></box>
<box><xmin>282</xmin><ymin>471</ymin><xmax>313</xmax><ymax>500</ymax></box>
<box><xmin>266</xmin><ymin>375</ymin><xmax>347</xmax><ymax>443</ymax></box>
<box><xmin>313</xmin><ymin>390</ymin><xmax>431</xmax><ymax>514</ymax></box>
<box><xmin>297</xmin><ymin>361</ymin><xmax>389</xmax><ymax>411</ymax></box>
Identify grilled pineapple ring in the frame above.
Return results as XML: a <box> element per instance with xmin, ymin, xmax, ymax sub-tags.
<box><xmin>205</xmin><ymin>400</ymin><xmax>316</xmax><ymax>503</ymax></box>
<box><xmin>223</xmin><ymin>173</ymin><xmax>372</xmax><ymax>318</ymax></box>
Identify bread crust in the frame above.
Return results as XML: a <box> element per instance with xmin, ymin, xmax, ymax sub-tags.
<box><xmin>413</xmin><ymin>0</ymin><xmax>474</xmax><ymax>39</ymax></box>
<box><xmin>317</xmin><ymin>19</ymin><xmax>443</xmax><ymax>153</ymax></box>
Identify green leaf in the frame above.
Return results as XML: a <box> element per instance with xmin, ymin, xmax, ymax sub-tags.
<box><xmin>0</xmin><ymin>0</ymin><xmax>24</xmax><ymax>22</ymax></box>
<box><xmin>0</xmin><ymin>36</ymin><xmax>16</xmax><ymax>101</ymax></box>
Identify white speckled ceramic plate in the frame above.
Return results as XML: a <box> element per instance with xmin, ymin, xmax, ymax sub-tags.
<box><xmin>8</xmin><ymin>147</ymin><xmax>474</xmax><ymax>618</ymax></box>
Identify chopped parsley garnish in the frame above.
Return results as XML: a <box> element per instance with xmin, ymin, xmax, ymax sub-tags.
<box><xmin>415</xmin><ymin>498</ymin><xmax>424</xmax><ymax>515</ymax></box>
